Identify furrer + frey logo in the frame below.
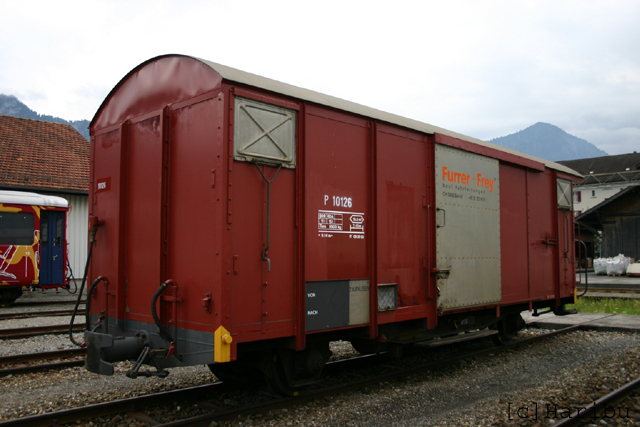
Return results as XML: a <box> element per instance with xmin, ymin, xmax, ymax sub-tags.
<box><xmin>441</xmin><ymin>166</ymin><xmax>495</xmax><ymax>193</ymax></box>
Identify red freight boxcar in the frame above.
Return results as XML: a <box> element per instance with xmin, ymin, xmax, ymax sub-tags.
<box><xmin>83</xmin><ymin>55</ymin><xmax>581</xmax><ymax>392</ymax></box>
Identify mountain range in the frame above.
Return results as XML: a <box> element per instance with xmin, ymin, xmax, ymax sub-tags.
<box><xmin>0</xmin><ymin>94</ymin><xmax>90</xmax><ymax>141</ymax></box>
<box><xmin>490</xmin><ymin>122</ymin><xmax>608</xmax><ymax>161</ymax></box>
<box><xmin>0</xmin><ymin>94</ymin><xmax>608</xmax><ymax>161</ymax></box>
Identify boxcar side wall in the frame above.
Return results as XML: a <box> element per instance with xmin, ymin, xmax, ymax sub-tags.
<box><xmin>90</xmin><ymin>87</ymin><xmax>577</xmax><ymax>339</ymax></box>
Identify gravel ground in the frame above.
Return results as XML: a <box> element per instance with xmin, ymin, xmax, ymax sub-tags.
<box><xmin>8</xmin><ymin>285</ymin><xmax>83</xmax><ymax>306</ymax></box>
<box><xmin>0</xmin><ymin>286</ymin><xmax>85</xmax><ymax>350</ymax></box>
<box><xmin>261</xmin><ymin>329</ymin><xmax>640</xmax><ymax>427</ymax></box>
<box><xmin>1</xmin><ymin>320</ymin><xmax>640</xmax><ymax>426</ymax></box>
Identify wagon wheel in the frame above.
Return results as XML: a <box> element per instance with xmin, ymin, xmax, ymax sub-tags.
<box><xmin>491</xmin><ymin>331</ymin><xmax>514</xmax><ymax>346</ymax></box>
<box><xmin>262</xmin><ymin>348</ymin><xmax>330</xmax><ymax>396</ymax></box>
<box><xmin>207</xmin><ymin>362</ymin><xmax>237</xmax><ymax>382</ymax></box>
<box><xmin>262</xmin><ymin>351</ymin><xmax>305</xmax><ymax>396</ymax></box>
<box><xmin>207</xmin><ymin>361</ymin><xmax>261</xmax><ymax>386</ymax></box>
<box><xmin>491</xmin><ymin>313</ymin><xmax>525</xmax><ymax>346</ymax></box>
<box><xmin>350</xmin><ymin>338</ymin><xmax>389</xmax><ymax>355</ymax></box>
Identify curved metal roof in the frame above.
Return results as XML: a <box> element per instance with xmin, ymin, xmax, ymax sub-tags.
<box><xmin>195</xmin><ymin>57</ymin><xmax>579</xmax><ymax>177</ymax></box>
<box><xmin>0</xmin><ymin>190</ymin><xmax>69</xmax><ymax>208</ymax></box>
<box><xmin>94</xmin><ymin>54</ymin><xmax>581</xmax><ymax>177</ymax></box>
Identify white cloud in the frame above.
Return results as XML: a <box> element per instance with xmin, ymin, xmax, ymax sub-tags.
<box><xmin>1</xmin><ymin>0</ymin><xmax>638</xmax><ymax>154</ymax></box>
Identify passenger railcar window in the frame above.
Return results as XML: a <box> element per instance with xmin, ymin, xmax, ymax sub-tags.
<box><xmin>41</xmin><ymin>217</ymin><xmax>48</xmax><ymax>245</ymax></box>
<box><xmin>56</xmin><ymin>215</ymin><xmax>63</xmax><ymax>246</ymax></box>
<box><xmin>0</xmin><ymin>212</ymin><xmax>35</xmax><ymax>245</ymax></box>
<box><xmin>233</xmin><ymin>97</ymin><xmax>296</xmax><ymax>168</ymax></box>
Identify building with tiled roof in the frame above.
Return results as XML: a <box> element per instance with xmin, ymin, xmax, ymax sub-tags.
<box><xmin>558</xmin><ymin>152</ymin><xmax>640</xmax><ymax>215</ymax></box>
<box><xmin>0</xmin><ymin>115</ymin><xmax>89</xmax><ymax>279</ymax></box>
<box><xmin>0</xmin><ymin>115</ymin><xmax>89</xmax><ymax>192</ymax></box>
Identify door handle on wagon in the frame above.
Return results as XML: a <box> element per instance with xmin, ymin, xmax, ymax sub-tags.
<box><xmin>532</xmin><ymin>237</ymin><xmax>558</xmax><ymax>245</ymax></box>
<box><xmin>436</xmin><ymin>207</ymin><xmax>446</xmax><ymax>228</ymax></box>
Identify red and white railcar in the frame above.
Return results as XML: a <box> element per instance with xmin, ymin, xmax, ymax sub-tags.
<box><xmin>84</xmin><ymin>55</ymin><xmax>581</xmax><ymax>391</ymax></box>
<box><xmin>1</xmin><ymin>190</ymin><xmax>69</xmax><ymax>305</ymax></box>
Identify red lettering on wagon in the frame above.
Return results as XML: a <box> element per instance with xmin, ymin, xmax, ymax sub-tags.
<box><xmin>442</xmin><ymin>166</ymin><xmax>495</xmax><ymax>193</ymax></box>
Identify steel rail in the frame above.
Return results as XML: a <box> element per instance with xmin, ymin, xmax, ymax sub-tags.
<box><xmin>0</xmin><ymin>360</ymin><xmax>85</xmax><ymax>377</ymax></box>
<box><xmin>0</xmin><ymin>348</ymin><xmax>86</xmax><ymax>366</ymax></box>
<box><xmin>577</xmin><ymin>288</ymin><xmax>640</xmax><ymax>294</ymax></box>
<box><xmin>0</xmin><ymin>348</ymin><xmax>87</xmax><ymax>377</ymax></box>
<box><xmin>552</xmin><ymin>375</ymin><xmax>640</xmax><ymax>426</ymax></box>
<box><xmin>0</xmin><ymin>383</ymin><xmax>226</xmax><ymax>427</ymax></box>
<box><xmin>9</xmin><ymin>299</ymin><xmax>85</xmax><ymax>307</ymax></box>
<box><xmin>0</xmin><ymin>325</ymin><xmax>581</xmax><ymax>427</ymax></box>
<box><xmin>0</xmin><ymin>309</ymin><xmax>85</xmax><ymax>321</ymax></box>
<box><xmin>0</xmin><ymin>324</ymin><xmax>85</xmax><ymax>340</ymax></box>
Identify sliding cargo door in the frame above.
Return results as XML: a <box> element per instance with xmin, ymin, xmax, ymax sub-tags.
<box><xmin>434</xmin><ymin>145</ymin><xmax>501</xmax><ymax>310</ymax></box>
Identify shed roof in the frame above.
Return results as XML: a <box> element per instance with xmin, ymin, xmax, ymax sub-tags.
<box><xmin>0</xmin><ymin>115</ymin><xmax>89</xmax><ymax>193</ymax></box>
<box><xmin>576</xmin><ymin>185</ymin><xmax>640</xmax><ymax>230</ymax></box>
<box><xmin>559</xmin><ymin>152</ymin><xmax>640</xmax><ymax>186</ymax></box>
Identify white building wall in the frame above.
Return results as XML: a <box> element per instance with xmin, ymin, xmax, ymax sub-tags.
<box><xmin>60</xmin><ymin>194</ymin><xmax>89</xmax><ymax>281</ymax></box>
<box><xmin>573</xmin><ymin>182</ymin><xmax>640</xmax><ymax>214</ymax></box>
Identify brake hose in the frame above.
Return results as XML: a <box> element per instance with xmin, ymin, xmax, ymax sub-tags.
<box><xmin>152</xmin><ymin>280</ymin><xmax>175</xmax><ymax>345</ymax></box>
<box><xmin>68</xmin><ymin>237</ymin><xmax>95</xmax><ymax>347</ymax></box>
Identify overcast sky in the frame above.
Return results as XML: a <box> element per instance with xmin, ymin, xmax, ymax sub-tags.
<box><xmin>1</xmin><ymin>0</ymin><xmax>638</xmax><ymax>155</ymax></box>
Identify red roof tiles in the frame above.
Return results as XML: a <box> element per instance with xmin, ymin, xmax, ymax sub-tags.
<box><xmin>0</xmin><ymin>115</ymin><xmax>89</xmax><ymax>193</ymax></box>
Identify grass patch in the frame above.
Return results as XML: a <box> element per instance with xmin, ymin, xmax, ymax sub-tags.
<box><xmin>567</xmin><ymin>297</ymin><xmax>640</xmax><ymax>315</ymax></box>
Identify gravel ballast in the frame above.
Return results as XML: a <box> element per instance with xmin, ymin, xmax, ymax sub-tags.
<box><xmin>1</xmin><ymin>326</ymin><xmax>639</xmax><ymax>426</ymax></box>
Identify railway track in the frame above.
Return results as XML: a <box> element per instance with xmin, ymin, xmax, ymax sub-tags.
<box><xmin>9</xmin><ymin>299</ymin><xmax>85</xmax><ymax>308</ymax></box>
<box><xmin>576</xmin><ymin>288</ymin><xmax>640</xmax><ymax>300</ymax></box>
<box><xmin>0</xmin><ymin>309</ymin><xmax>85</xmax><ymax>321</ymax></box>
<box><xmin>553</xmin><ymin>377</ymin><xmax>640</xmax><ymax>426</ymax></box>
<box><xmin>577</xmin><ymin>287</ymin><xmax>640</xmax><ymax>293</ymax></box>
<box><xmin>0</xmin><ymin>326</ymin><xmax>586</xmax><ymax>427</ymax></box>
<box><xmin>0</xmin><ymin>348</ymin><xmax>86</xmax><ymax>377</ymax></box>
<box><xmin>0</xmin><ymin>323</ymin><xmax>85</xmax><ymax>340</ymax></box>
